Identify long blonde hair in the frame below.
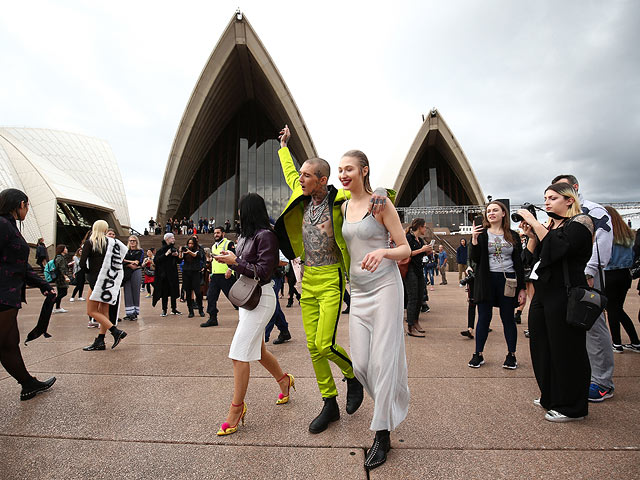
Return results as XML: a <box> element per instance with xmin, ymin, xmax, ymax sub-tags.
<box><xmin>605</xmin><ymin>205</ymin><xmax>635</xmax><ymax>247</ymax></box>
<box><xmin>90</xmin><ymin>220</ymin><xmax>109</xmax><ymax>253</ymax></box>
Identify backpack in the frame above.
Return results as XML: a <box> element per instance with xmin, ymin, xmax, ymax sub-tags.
<box><xmin>44</xmin><ymin>259</ymin><xmax>58</xmax><ymax>282</ymax></box>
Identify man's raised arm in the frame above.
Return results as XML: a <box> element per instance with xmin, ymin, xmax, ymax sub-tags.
<box><xmin>278</xmin><ymin>124</ymin><xmax>300</xmax><ymax>191</ymax></box>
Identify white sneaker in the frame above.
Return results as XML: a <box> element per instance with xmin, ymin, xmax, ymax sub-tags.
<box><xmin>87</xmin><ymin>321</ymin><xmax>99</xmax><ymax>328</ymax></box>
<box><xmin>622</xmin><ymin>344</ymin><xmax>640</xmax><ymax>353</ymax></box>
<box><xmin>544</xmin><ymin>410</ymin><xmax>584</xmax><ymax>423</ymax></box>
<box><xmin>58</xmin><ymin>308</ymin><xmax>68</xmax><ymax>313</ymax></box>
<box><xmin>69</xmin><ymin>298</ymin><xmax>75</xmax><ymax>302</ymax></box>
<box><xmin>533</xmin><ymin>398</ymin><xmax>542</xmax><ymax>408</ymax></box>
<box><xmin>78</xmin><ymin>297</ymin><xmax>86</xmax><ymax>301</ymax></box>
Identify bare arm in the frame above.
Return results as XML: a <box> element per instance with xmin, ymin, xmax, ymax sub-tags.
<box><xmin>361</xmin><ymin>203</ymin><xmax>410</xmax><ymax>272</ymax></box>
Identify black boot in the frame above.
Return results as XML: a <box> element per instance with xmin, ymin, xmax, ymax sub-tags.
<box><xmin>286</xmin><ymin>300</ymin><xmax>293</xmax><ymax>308</ymax></box>
<box><xmin>273</xmin><ymin>330</ymin><xmax>291</xmax><ymax>344</ymax></box>
<box><xmin>110</xmin><ymin>327</ymin><xmax>127</xmax><ymax>349</ymax></box>
<box><xmin>514</xmin><ymin>310</ymin><xmax>522</xmax><ymax>324</ymax></box>
<box><xmin>83</xmin><ymin>336</ymin><xmax>106</xmax><ymax>351</ymax></box>
<box><xmin>345</xmin><ymin>376</ymin><xmax>364</xmax><ymax>414</ymax></box>
<box><xmin>198</xmin><ymin>308</ymin><xmax>205</xmax><ymax>317</ymax></box>
<box><xmin>200</xmin><ymin>317</ymin><xmax>218</xmax><ymax>327</ymax></box>
<box><xmin>188</xmin><ymin>311</ymin><xmax>195</xmax><ymax>318</ymax></box>
<box><xmin>20</xmin><ymin>376</ymin><xmax>56</xmax><ymax>401</ymax></box>
<box><xmin>309</xmin><ymin>397</ymin><xmax>340</xmax><ymax>434</ymax></box>
<box><xmin>364</xmin><ymin>430</ymin><xmax>391</xmax><ymax>470</ymax></box>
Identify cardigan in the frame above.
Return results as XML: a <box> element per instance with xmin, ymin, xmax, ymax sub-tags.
<box><xmin>470</xmin><ymin>229</ymin><xmax>525</xmax><ymax>304</ymax></box>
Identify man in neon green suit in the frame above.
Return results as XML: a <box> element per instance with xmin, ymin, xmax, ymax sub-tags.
<box><xmin>275</xmin><ymin>125</ymin><xmax>389</xmax><ymax>433</ymax></box>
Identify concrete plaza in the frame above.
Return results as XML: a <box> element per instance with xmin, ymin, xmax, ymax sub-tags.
<box><xmin>1</xmin><ymin>282</ymin><xmax>639</xmax><ymax>479</ymax></box>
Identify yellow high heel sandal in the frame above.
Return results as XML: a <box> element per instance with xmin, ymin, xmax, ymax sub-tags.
<box><xmin>217</xmin><ymin>402</ymin><xmax>247</xmax><ymax>436</ymax></box>
<box><xmin>276</xmin><ymin>373</ymin><xmax>296</xmax><ymax>405</ymax></box>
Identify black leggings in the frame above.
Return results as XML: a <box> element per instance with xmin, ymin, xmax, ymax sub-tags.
<box><xmin>475</xmin><ymin>272</ymin><xmax>517</xmax><ymax>353</ymax></box>
<box><xmin>0</xmin><ymin>308</ymin><xmax>31</xmax><ymax>385</ymax></box>
<box><xmin>146</xmin><ymin>283</ymin><xmax>153</xmax><ymax>294</ymax></box>
<box><xmin>55</xmin><ymin>287</ymin><xmax>68</xmax><ymax>309</ymax></box>
<box><xmin>605</xmin><ymin>269</ymin><xmax>639</xmax><ymax>345</ymax></box>
<box><xmin>466</xmin><ymin>277</ymin><xmax>477</xmax><ymax>329</ymax></box>
<box><xmin>71</xmin><ymin>270</ymin><xmax>85</xmax><ymax>299</ymax></box>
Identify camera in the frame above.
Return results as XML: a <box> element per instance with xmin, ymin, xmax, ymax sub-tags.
<box><xmin>511</xmin><ymin>203</ymin><xmax>538</xmax><ymax>223</ymax></box>
<box><xmin>181</xmin><ymin>246</ymin><xmax>188</xmax><ymax>252</ymax></box>
<box><xmin>459</xmin><ymin>271</ymin><xmax>475</xmax><ymax>286</ymax></box>
<box><xmin>170</xmin><ymin>247</ymin><xmax>178</xmax><ymax>254</ymax></box>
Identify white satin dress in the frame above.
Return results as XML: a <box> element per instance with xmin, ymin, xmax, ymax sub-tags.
<box><xmin>342</xmin><ymin>203</ymin><xmax>410</xmax><ymax>431</ymax></box>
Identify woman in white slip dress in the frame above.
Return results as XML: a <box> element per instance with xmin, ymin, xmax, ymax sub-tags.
<box><xmin>338</xmin><ymin>150</ymin><xmax>411</xmax><ymax>471</ymax></box>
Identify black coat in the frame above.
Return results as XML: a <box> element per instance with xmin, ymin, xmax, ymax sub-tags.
<box><xmin>152</xmin><ymin>241</ymin><xmax>180</xmax><ymax>305</ymax></box>
<box><xmin>470</xmin><ymin>229</ymin><xmax>525</xmax><ymax>304</ymax></box>
<box><xmin>0</xmin><ymin>214</ymin><xmax>51</xmax><ymax>308</ymax></box>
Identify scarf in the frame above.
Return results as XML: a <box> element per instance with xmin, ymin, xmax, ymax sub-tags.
<box><xmin>89</xmin><ymin>237</ymin><xmax>128</xmax><ymax>305</ymax></box>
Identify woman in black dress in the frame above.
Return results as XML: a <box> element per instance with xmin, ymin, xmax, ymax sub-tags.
<box><xmin>0</xmin><ymin>188</ymin><xmax>56</xmax><ymax>400</ymax></box>
<box><xmin>517</xmin><ymin>182</ymin><xmax>593</xmax><ymax>422</ymax></box>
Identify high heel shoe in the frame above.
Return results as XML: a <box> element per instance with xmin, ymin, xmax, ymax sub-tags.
<box><xmin>217</xmin><ymin>402</ymin><xmax>247</xmax><ymax>436</ymax></box>
<box><xmin>276</xmin><ymin>373</ymin><xmax>296</xmax><ymax>405</ymax></box>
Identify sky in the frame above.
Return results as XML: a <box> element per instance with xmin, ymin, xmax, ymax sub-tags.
<box><xmin>1</xmin><ymin>0</ymin><xmax>639</xmax><ymax>231</ymax></box>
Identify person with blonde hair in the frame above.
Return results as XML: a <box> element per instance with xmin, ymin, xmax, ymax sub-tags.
<box><xmin>338</xmin><ymin>149</ymin><xmax>410</xmax><ymax>470</ymax></box>
<box><xmin>518</xmin><ymin>182</ymin><xmax>593</xmax><ymax>422</ymax></box>
<box><xmin>603</xmin><ymin>205</ymin><xmax>639</xmax><ymax>353</ymax></box>
<box><xmin>122</xmin><ymin>235</ymin><xmax>144</xmax><ymax>321</ymax></box>
<box><xmin>80</xmin><ymin>220</ymin><xmax>128</xmax><ymax>351</ymax></box>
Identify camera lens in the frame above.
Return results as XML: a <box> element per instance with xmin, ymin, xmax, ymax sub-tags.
<box><xmin>511</xmin><ymin>213</ymin><xmax>523</xmax><ymax>222</ymax></box>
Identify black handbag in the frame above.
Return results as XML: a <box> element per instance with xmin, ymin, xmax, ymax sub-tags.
<box><xmin>563</xmin><ymin>237</ymin><xmax>607</xmax><ymax>330</ymax></box>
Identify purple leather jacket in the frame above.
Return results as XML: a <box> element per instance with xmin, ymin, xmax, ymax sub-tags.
<box><xmin>231</xmin><ymin>229</ymin><xmax>279</xmax><ymax>285</ymax></box>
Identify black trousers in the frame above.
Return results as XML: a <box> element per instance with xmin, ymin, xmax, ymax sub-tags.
<box><xmin>466</xmin><ymin>277</ymin><xmax>477</xmax><ymax>329</ymax></box>
<box><xmin>604</xmin><ymin>269</ymin><xmax>639</xmax><ymax>345</ymax></box>
<box><xmin>405</xmin><ymin>267</ymin><xmax>424</xmax><ymax>326</ymax></box>
<box><xmin>529</xmin><ymin>283</ymin><xmax>590</xmax><ymax>418</ymax></box>
<box><xmin>0</xmin><ymin>308</ymin><xmax>31</xmax><ymax>385</ymax></box>
<box><xmin>71</xmin><ymin>270</ymin><xmax>85</xmax><ymax>298</ymax></box>
<box><xmin>183</xmin><ymin>270</ymin><xmax>203</xmax><ymax>313</ymax></box>
<box><xmin>286</xmin><ymin>271</ymin><xmax>299</xmax><ymax>301</ymax></box>
<box><xmin>160</xmin><ymin>278</ymin><xmax>177</xmax><ymax>312</ymax></box>
<box><xmin>55</xmin><ymin>287</ymin><xmax>68</xmax><ymax>309</ymax></box>
<box><xmin>207</xmin><ymin>274</ymin><xmax>236</xmax><ymax>317</ymax></box>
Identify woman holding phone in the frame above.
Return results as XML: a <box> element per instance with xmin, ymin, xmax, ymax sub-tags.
<box><xmin>213</xmin><ymin>193</ymin><xmax>294</xmax><ymax>436</ymax></box>
<box><xmin>468</xmin><ymin>203</ymin><xmax>526</xmax><ymax>369</ymax></box>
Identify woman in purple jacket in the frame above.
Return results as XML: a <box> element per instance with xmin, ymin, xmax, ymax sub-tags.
<box><xmin>0</xmin><ymin>188</ymin><xmax>57</xmax><ymax>400</ymax></box>
<box><xmin>214</xmin><ymin>193</ymin><xmax>294</xmax><ymax>436</ymax></box>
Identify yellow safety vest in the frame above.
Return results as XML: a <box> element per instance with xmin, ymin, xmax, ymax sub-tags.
<box><xmin>211</xmin><ymin>238</ymin><xmax>232</xmax><ymax>274</ymax></box>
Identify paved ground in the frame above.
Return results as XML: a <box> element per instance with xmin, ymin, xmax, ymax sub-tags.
<box><xmin>1</xmin><ymin>282</ymin><xmax>639</xmax><ymax>479</ymax></box>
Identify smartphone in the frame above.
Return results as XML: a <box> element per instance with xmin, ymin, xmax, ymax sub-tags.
<box><xmin>473</xmin><ymin>215</ymin><xmax>484</xmax><ymax>227</ymax></box>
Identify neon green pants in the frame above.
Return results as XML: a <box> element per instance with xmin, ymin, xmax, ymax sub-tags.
<box><xmin>301</xmin><ymin>264</ymin><xmax>354</xmax><ymax>398</ymax></box>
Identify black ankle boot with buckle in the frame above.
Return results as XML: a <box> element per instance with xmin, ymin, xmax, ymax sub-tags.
<box><xmin>364</xmin><ymin>430</ymin><xmax>391</xmax><ymax>470</ymax></box>
<box><xmin>309</xmin><ymin>396</ymin><xmax>340</xmax><ymax>434</ymax></box>
<box><xmin>20</xmin><ymin>376</ymin><xmax>56</xmax><ymax>401</ymax></box>
<box><xmin>344</xmin><ymin>376</ymin><xmax>364</xmax><ymax>414</ymax></box>
<box><xmin>83</xmin><ymin>336</ymin><xmax>106</xmax><ymax>351</ymax></box>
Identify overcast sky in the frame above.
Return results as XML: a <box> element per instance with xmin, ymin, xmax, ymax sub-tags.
<box><xmin>1</xmin><ymin>0</ymin><xmax>638</xmax><ymax>231</ymax></box>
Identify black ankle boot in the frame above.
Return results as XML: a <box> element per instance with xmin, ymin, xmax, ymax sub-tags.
<box><xmin>20</xmin><ymin>376</ymin><xmax>56</xmax><ymax>401</ymax></box>
<box><xmin>273</xmin><ymin>330</ymin><xmax>291</xmax><ymax>344</ymax></box>
<box><xmin>345</xmin><ymin>376</ymin><xmax>364</xmax><ymax>414</ymax></box>
<box><xmin>309</xmin><ymin>396</ymin><xmax>340</xmax><ymax>434</ymax></box>
<box><xmin>83</xmin><ymin>336</ymin><xmax>106</xmax><ymax>351</ymax></box>
<box><xmin>111</xmin><ymin>328</ymin><xmax>127</xmax><ymax>349</ymax></box>
<box><xmin>188</xmin><ymin>311</ymin><xmax>195</xmax><ymax>318</ymax></box>
<box><xmin>364</xmin><ymin>430</ymin><xmax>391</xmax><ymax>470</ymax></box>
<box><xmin>198</xmin><ymin>308</ymin><xmax>205</xmax><ymax>317</ymax></box>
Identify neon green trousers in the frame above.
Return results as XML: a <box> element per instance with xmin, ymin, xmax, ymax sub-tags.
<box><xmin>301</xmin><ymin>264</ymin><xmax>354</xmax><ymax>398</ymax></box>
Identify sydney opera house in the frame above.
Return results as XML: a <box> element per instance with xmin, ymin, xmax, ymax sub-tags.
<box><xmin>157</xmin><ymin>12</ymin><xmax>484</xmax><ymax>228</ymax></box>
<box><xmin>0</xmin><ymin>128</ymin><xmax>130</xmax><ymax>252</ymax></box>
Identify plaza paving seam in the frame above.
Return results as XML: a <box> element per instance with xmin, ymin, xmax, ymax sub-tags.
<box><xmin>1</xmin><ymin>433</ymin><xmax>638</xmax><ymax>451</ymax></box>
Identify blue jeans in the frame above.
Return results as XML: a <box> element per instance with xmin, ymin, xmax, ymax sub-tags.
<box><xmin>265</xmin><ymin>276</ymin><xmax>288</xmax><ymax>341</ymax></box>
<box><xmin>424</xmin><ymin>266</ymin><xmax>435</xmax><ymax>285</ymax></box>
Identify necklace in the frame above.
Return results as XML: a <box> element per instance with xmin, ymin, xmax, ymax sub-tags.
<box><xmin>306</xmin><ymin>196</ymin><xmax>329</xmax><ymax>226</ymax></box>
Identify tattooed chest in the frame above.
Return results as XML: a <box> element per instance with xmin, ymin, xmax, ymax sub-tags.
<box><xmin>303</xmin><ymin>212</ymin><xmax>339</xmax><ymax>266</ymax></box>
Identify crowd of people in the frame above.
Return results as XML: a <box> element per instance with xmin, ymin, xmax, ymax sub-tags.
<box><xmin>1</xmin><ymin>129</ymin><xmax>639</xmax><ymax>471</ymax></box>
